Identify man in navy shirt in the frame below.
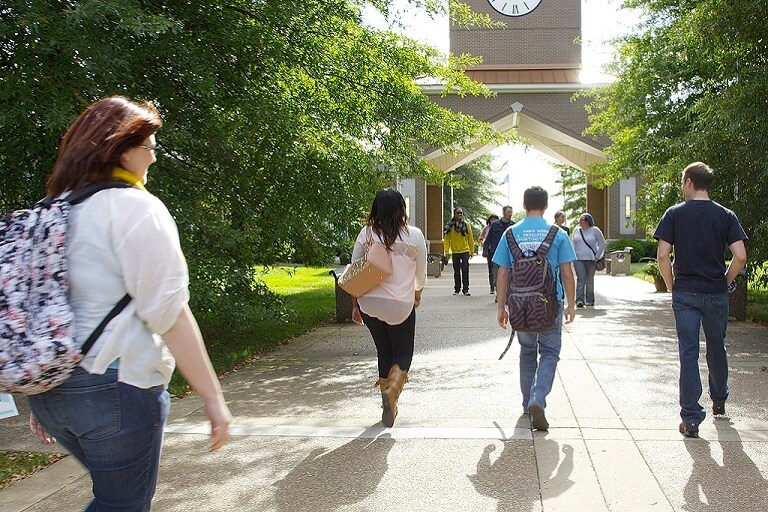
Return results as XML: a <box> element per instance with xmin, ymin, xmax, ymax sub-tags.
<box><xmin>653</xmin><ymin>162</ymin><xmax>747</xmax><ymax>438</ymax></box>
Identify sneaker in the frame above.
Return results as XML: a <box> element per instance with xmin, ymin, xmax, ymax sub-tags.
<box><xmin>490</xmin><ymin>289</ymin><xmax>495</xmax><ymax>295</ymax></box>
<box><xmin>713</xmin><ymin>400</ymin><xmax>726</xmax><ymax>416</ymax></box>
<box><xmin>463</xmin><ymin>291</ymin><xmax>471</xmax><ymax>296</ymax></box>
<box><xmin>528</xmin><ymin>405</ymin><xmax>549</xmax><ymax>431</ymax></box>
<box><xmin>679</xmin><ymin>421</ymin><xmax>699</xmax><ymax>438</ymax></box>
<box><xmin>585</xmin><ymin>303</ymin><xmax>594</xmax><ymax>307</ymax></box>
<box><xmin>453</xmin><ymin>291</ymin><xmax>459</xmax><ymax>295</ymax></box>
<box><xmin>576</xmin><ymin>301</ymin><xmax>585</xmax><ymax>308</ymax></box>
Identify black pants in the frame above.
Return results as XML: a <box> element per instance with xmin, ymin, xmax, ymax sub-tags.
<box><xmin>361</xmin><ymin>309</ymin><xmax>416</xmax><ymax>378</ymax></box>
<box><xmin>452</xmin><ymin>252</ymin><xmax>470</xmax><ymax>293</ymax></box>
<box><xmin>486</xmin><ymin>257</ymin><xmax>494</xmax><ymax>291</ymax></box>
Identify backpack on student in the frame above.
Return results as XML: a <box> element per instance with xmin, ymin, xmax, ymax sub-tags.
<box><xmin>504</xmin><ymin>225</ymin><xmax>560</xmax><ymax>332</ymax></box>
<box><xmin>0</xmin><ymin>181</ymin><xmax>133</xmax><ymax>395</ymax></box>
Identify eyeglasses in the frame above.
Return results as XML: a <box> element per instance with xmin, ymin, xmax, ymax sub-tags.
<box><xmin>138</xmin><ymin>144</ymin><xmax>157</xmax><ymax>153</ymax></box>
<box><xmin>455</xmin><ymin>212</ymin><xmax>463</xmax><ymax>215</ymax></box>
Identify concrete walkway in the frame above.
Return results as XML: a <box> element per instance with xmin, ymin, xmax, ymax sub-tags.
<box><xmin>3</xmin><ymin>259</ymin><xmax>768</xmax><ymax>511</ymax></box>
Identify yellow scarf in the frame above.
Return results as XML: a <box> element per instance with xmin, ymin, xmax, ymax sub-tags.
<box><xmin>111</xmin><ymin>168</ymin><xmax>148</xmax><ymax>193</ymax></box>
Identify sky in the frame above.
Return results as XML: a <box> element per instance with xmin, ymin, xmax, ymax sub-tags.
<box><xmin>364</xmin><ymin>1</ymin><xmax>639</xmax><ymax>220</ymax></box>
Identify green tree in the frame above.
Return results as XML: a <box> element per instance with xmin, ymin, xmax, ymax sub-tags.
<box><xmin>554</xmin><ymin>163</ymin><xmax>586</xmax><ymax>228</ymax></box>
<box><xmin>0</xmin><ymin>0</ymin><xmax>503</xmax><ymax>316</ymax></box>
<box><xmin>442</xmin><ymin>155</ymin><xmax>500</xmax><ymax>229</ymax></box>
<box><xmin>584</xmin><ymin>0</ymin><xmax>768</xmax><ymax>282</ymax></box>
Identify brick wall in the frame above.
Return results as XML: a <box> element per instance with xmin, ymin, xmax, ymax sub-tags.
<box><xmin>451</xmin><ymin>0</ymin><xmax>582</xmax><ymax>68</ymax></box>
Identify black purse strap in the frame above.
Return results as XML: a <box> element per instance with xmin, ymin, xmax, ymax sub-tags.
<box><xmin>81</xmin><ymin>294</ymin><xmax>132</xmax><ymax>355</ymax></box>
<box><xmin>579</xmin><ymin>229</ymin><xmax>598</xmax><ymax>256</ymax></box>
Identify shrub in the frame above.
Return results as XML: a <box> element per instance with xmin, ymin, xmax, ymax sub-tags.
<box><xmin>605</xmin><ymin>238</ymin><xmax>658</xmax><ymax>261</ymax></box>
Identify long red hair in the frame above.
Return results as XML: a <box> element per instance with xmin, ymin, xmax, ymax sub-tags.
<box><xmin>46</xmin><ymin>96</ymin><xmax>162</xmax><ymax>196</ymax></box>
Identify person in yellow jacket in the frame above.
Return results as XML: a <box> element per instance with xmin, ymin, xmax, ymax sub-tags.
<box><xmin>443</xmin><ymin>207</ymin><xmax>474</xmax><ymax>296</ymax></box>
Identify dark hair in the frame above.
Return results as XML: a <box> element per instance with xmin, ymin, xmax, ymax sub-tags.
<box><xmin>367</xmin><ymin>188</ymin><xmax>408</xmax><ymax>249</ymax></box>
<box><xmin>523</xmin><ymin>186</ymin><xmax>548</xmax><ymax>211</ymax></box>
<box><xmin>502</xmin><ymin>205</ymin><xmax>513</xmax><ymax>213</ymax></box>
<box><xmin>486</xmin><ymin>214</ymin><xmax>499</xmax><ymax>225</ymax></box>
<box><xmin>46</xmin><ymin>96</ymin><xmax>162</xmax><ymax>196</ymax></box>
<box><xmin>683</xmin><ymin>161</ymin><xmax>714</xmax><ymax>191</ymax></box>
<box><xmin>580</xmin><ymin>213</ymin><xmax>595</xmax><ymax>227</ymax></box>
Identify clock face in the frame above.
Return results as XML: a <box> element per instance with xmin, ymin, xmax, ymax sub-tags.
<box><xmin>487</xmin><ymin>0</ymin><xmax>542</xmax><ymax>17</ymax></box>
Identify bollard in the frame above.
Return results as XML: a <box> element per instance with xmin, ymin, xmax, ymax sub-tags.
<box><xmin>328</xmin><ymin>269</ymin><xmax>353</xmax><ymax>322</ymax></box>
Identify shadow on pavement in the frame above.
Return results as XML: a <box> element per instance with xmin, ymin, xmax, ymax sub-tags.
<box><xmin>273</xmin><ymin>427</ymin><xmax>393</xmax><ymax>512</ymax></box>
<box><xmin>682</xmin><ymin>419</ymin><xmax>768</xmax><ymax>511</ymax></box>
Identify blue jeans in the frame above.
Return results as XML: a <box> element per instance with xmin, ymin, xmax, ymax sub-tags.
<box><xmin>672</xmin><ymin>291</ymin><xmax>730</xmax><ymax>425</ymax></box>
<box><xmin>574</xmin><ymin>260</ymin><xmax>596</xmax><ymax>304</ymax></box>
<box><xmin>28</xmin><ymin>367</ymin><xmax>170</xmax><ymax>511</ymax></box>
<box><xmin>517</xmin><ymin>303</ymin><xmax>564</xmax><ymax>411</ymax></box>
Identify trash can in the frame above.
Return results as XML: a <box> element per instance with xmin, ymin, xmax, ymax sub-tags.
<box><xmin>609</xmin><ymin>248</ymin><xmax>632</xmax><ymax>276</ymax></box>
<box><xmin>729</xmin><ymin>268</ymin><xmax>747</xmax><ymax>321</ymax></box>
<box><xmin>329</xmin><ymin>269</ymin><xmax>353</xmax><ymax>322</ymax></box>
<box><xmin>427</xmin><ymin>253</ymin><xmax>443</xmax><ymax>278</ymax></box>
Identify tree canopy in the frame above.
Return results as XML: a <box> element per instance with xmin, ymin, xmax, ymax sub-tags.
<box><xmin>585</xmin><ymin>0</ymin><xmax>768</xmax><ymax>280</ymax></box>
<box><xmin>1</xmin><ymin>1</ymin><xmax>503</xmax><ymax>316</ymax></box>
<box><xmin>442</xmin><ymin>155</ymin><xmax>499</xmax><ymax>229</ymax></box>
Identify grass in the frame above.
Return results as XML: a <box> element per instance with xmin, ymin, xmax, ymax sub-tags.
<box><xmin>0</xmin><ymin>451</ymin><xmax>66</xmax><ymax>489</ymax></box>
<box><xmin>168</xmin><ymin>265</ymin><xmax>335</xmax><ymax>396</ymax></box>
<box><xmin>629</xmin><ymin>261</ymin><xmax>768</xmax><ymax>324</ymax></box>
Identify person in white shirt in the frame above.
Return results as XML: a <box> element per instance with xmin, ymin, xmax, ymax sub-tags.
<box><xmin>351</xmin><ymin>188</ymin><xmax>427</xmax><ymax>427</ymax></box>
<box><xmin>27</xmin><ymin>96</ymin><xmax>231</xmax><ymax>511</ymax></box>
<box><xmin>571</xmin><ymin>213</ymin><xmax>606</xmax><ymax>307</ymax></box>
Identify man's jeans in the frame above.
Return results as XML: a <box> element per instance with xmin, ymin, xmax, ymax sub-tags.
<box><xmin>517</xmin><ymin>303</ymin><xmax>564</xmax><ymax>412</ymax></box>
<box><xmin>672</xmin><ymin>291</ymin><xmax>730</xmax><ymax>425</ymax></box>
<box><xmin>29</xmin><ymin>367</ymin><xmax>170</xmax><ymax>511</ymax></box>
<box><xmin>574</xmin><ymin>260</ymin><xmax>596</xmax><ymax>304</ymax></box>
<box><xmin>490</xmin><ymin>262</ymin><xmax>501</xmax><ymax>293</ymax></box>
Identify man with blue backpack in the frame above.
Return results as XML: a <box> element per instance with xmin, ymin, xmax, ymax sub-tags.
<box><xmin>493</xmin><ymin>186</ymin><xmax>576</xmax><ymax>431</ymax></box>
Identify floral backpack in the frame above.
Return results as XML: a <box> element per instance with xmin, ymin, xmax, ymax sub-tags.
<box><xmin>0</xmin><ymin>181</ymin><xmax>132</xmax><ymax>394</ymax></box>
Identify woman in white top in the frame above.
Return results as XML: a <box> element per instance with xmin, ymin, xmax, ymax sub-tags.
<box><xmin>27</xmin><ymin>96</ymin><xmax>231</xmax><ymax>510</ymax></box>
<box><xmin>351</xmin><ymin>188</ymin><xmax>427</xmax><ymax>427</ymax></box>
<box><xmin>571</xmin><ymin>212</ymin><xmax>606</xmax><ymax>307</ymax></box>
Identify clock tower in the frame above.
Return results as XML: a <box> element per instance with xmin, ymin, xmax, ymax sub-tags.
<box><xmin>451</xmin><ymin>0</ymin><xmax>581</xmax><ymax>84</ymax></box>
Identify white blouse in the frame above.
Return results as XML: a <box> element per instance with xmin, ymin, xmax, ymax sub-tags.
<box><xmin>351</xmin><ymin>225</ymin><xmax>427</xmax><ymax>325</ymax></box>
<box><xmin>67</xmin><ymin>187</ymin><xmax>189</xmax><ymax>388</ymax></box>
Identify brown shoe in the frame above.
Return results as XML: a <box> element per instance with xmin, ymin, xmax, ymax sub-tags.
<box><xmin>381</xmin><ymin>364</ymin><xmax>408</xmax><ymax>427</ymax></box>
<box><xmin>528</xmin><ymin>405</ymin><xmax>549</xmax><ymax>431</ymax></box>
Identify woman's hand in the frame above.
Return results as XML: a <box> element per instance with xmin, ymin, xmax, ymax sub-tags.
<box><xmin>352</xmin><ymin>305</ymin><xmax>364</xmax><ymax>325</ymax></box>
<box><xmin>29</xmin><ymin>413</ymin><xmax>56</xmax><ymax>445</ymax></box>
<box><xmin>414</xmin><ymin>289</ymin><xmax>423</xmax><ymax>309</ymax></box>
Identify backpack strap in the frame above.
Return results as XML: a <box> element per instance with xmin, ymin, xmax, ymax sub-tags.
<box><xmin>535</xmin><ymin>225</ymin><xmax>560</xmax><ymax>257</ymax></box>
<box><xmin>81</xmin><ymin>294</ymin><xmax>132</xmax><ymax>355</ymax></box>
<box><xmin>504</xmin><ymin>228</ymin><xmax>524</xmax><ymax>261</ymax></box>
<box><xmin>65</xmin><ymin>181</ymin><xmax>134</xmax><ymax>205</ymax></box>
<box><xmin>37</xmin><ymin>181</ymin><xmax>134</xmax><ymax>208</ymax></box>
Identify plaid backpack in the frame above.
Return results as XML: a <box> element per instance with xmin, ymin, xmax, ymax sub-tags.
<box><xmin>504</xmin><ymin>225</ymin><xmax>560</xmax><ymax>332</ymax></box>
<box><xmin>0</xmin><ymin>181</ymin><xmax>132</xmax><ymax>395</ymax></box>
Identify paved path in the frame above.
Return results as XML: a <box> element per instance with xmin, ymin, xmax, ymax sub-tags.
<box><xmin>3</xmin><ymin>260</ymin><xmax>768</xmax><ymax>511</ymax></box>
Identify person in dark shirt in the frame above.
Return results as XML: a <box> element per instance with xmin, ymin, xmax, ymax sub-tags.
<box><xmin>483</xmin><ymin>205</ymin><xmax>514</xmax><ymax>297</ymax></box>
<box><xmin>653</xmin><ymin>162</ymin><xmax>747</xmax><ymax>438</ymax></box>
